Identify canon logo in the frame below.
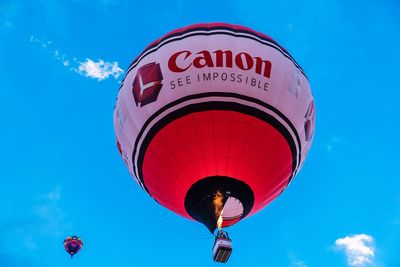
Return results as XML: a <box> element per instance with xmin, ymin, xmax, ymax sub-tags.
<box><xmin>132</xmin><ymin>62</ymin><xmax>163</xmax><ymax>107</ymax></box>
<box><xmin>168</xmin><ymin>50</ymin><xmax>272</xmax><ymax>78</ymax></box>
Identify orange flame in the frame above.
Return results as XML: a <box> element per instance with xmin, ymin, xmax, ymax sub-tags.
<box><xmin>213</xmin><ymin>191</ymin><xmax>224</xmax><ymax>229</ymax></box>
<box><xmin>217</xmin><ymin>209</ymin><xmax>224</xmax><ymax>229</ymax></box>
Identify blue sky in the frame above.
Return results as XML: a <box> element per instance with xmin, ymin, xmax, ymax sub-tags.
<box><xmin>0</xmin><ymin>0</ymin><xmax>399</xmax><ymax>266</ymax></box>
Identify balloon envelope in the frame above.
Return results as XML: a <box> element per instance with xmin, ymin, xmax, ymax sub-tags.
<box><xmin>114</xmin><ymin>23</ymin><xmax>315</xmax><ymax>232</ymax></box>
<box><xmin>64</xmin><ymin>236</ymin><xmax>83</xmax><ymax>257</ymax></box>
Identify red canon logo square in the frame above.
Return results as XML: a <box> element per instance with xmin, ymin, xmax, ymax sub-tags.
<box><xmin>132</xmin><ymin>62</ymin><xmax>163</xmax><ymax>107</ymax></box>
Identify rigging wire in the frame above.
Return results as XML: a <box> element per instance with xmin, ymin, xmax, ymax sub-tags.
<box><xmin>131</xmin><ymin>180</ymin><xmax>214</xmax><ymax>240</ymax></box>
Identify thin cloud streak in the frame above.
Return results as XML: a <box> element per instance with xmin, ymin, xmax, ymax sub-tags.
<box><xmin>30</xmin><ymin>35</ymin><xmax>123</xmax><ymax>81</ymax></box>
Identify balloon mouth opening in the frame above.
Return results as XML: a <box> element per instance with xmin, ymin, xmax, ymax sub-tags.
<box><xmin>184</xmin><ymin>176</ymin><xmax>254</xmax><ymax>233</ymax></box>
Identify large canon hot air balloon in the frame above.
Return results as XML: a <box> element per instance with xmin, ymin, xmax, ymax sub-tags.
<box><xmin>114</xmin><ymin>23</ymin><xmax>315</xmax><ymax>262</ymax></box>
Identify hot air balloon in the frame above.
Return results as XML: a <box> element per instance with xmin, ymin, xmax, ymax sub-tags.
<box><xmin>64</xmin><ymin>236</ymin><xmax>83</xmax><ymax>258</ymax></box>
<box><xmin>114</xmin><ymin>23</ymin><xmax>315</xmax><ymax>262</ymax></box>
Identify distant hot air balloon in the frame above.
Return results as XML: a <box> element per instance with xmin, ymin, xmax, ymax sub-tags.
<box><xmin>114</xmin><ymin>23</ymin><xmax>315</xmax><ymax>262</ymax></box>
<box><xmin>64</xmin><ymin>236</ymin><xmax>83</xmax><ymax>258</ymax></box>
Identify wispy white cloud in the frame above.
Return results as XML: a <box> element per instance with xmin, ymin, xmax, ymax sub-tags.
<box><xmin>4</xmin><ymin>20</ymin><xmax>12</xmax><ymax>28</ymax></box>
<box><xmin>0</xmin><ymin>252</ymin><xmax>40</xmax><ymax>267</ymax></box>
<box><xmin>335</xmin><ymin>234</ymin><xmax>375</xmax><ymax>266</ymax></box>
<box><xmin>23</xmin><ymin>236</ymin><xmax>38</xmax><ymax>251</ymax></box>
<box><xmin>288</xmin><ymin>251</ymin><xmax>308</xmax><ymax>267</ymax></box>
<box><xmin>290</xmin><ymin>260</ymin><xmax>308</xmax><ymax>267</ymax></box>
<box><xmin>389</xmin><ymin>195</ymin><xmax>400</xmax><ymax>225</ymax></box>
<box><xmin>390</xmin><ymin>218</ymin><xmax>400</xmax><ymax>225</ymax></box>
<box><xmin>74</xmin><ymin>0</ymin><xmax>119</xmax><ymax>13</ymax></box>
<box><xmin>0</xmin><ymin>187</ymin><xmax>71</xmax><ymax>253</ymax></box>
<box><xmin>29</xmin><ymin>36</ymin><xmax>54</xmax><ymax>48</ymax></box>
<box><xmin>75</xmin><ymin>59</ymin><xmax>124</xmax><ymax>81</ymax></box>
<box><xmin>0</xmin><ymin>2</ymin><xmax>20</xmax><ymax>30</ymax></box>
<box><xmin>33</xmin><ymin>187</ymin><xmax>70</xmax><ymax>237</ymax></box>
<box><xmin>98</xmin><ymin>0</ymin><xmax>118</xmax><ymax>7</ymax></box>
<box><xmin>30</xmin><ymin>35</ymin><xmax>123</xmax><ymax>82</ymax></box>
<box><xmin>39</xmin><ymin>186</ymin><xmax>61</xmax><ymax>201</ymax></box>
<box><xmin>326</xmin><ymin>134</ymin><xmax>346</xmax><ymax>152</ymax></box>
